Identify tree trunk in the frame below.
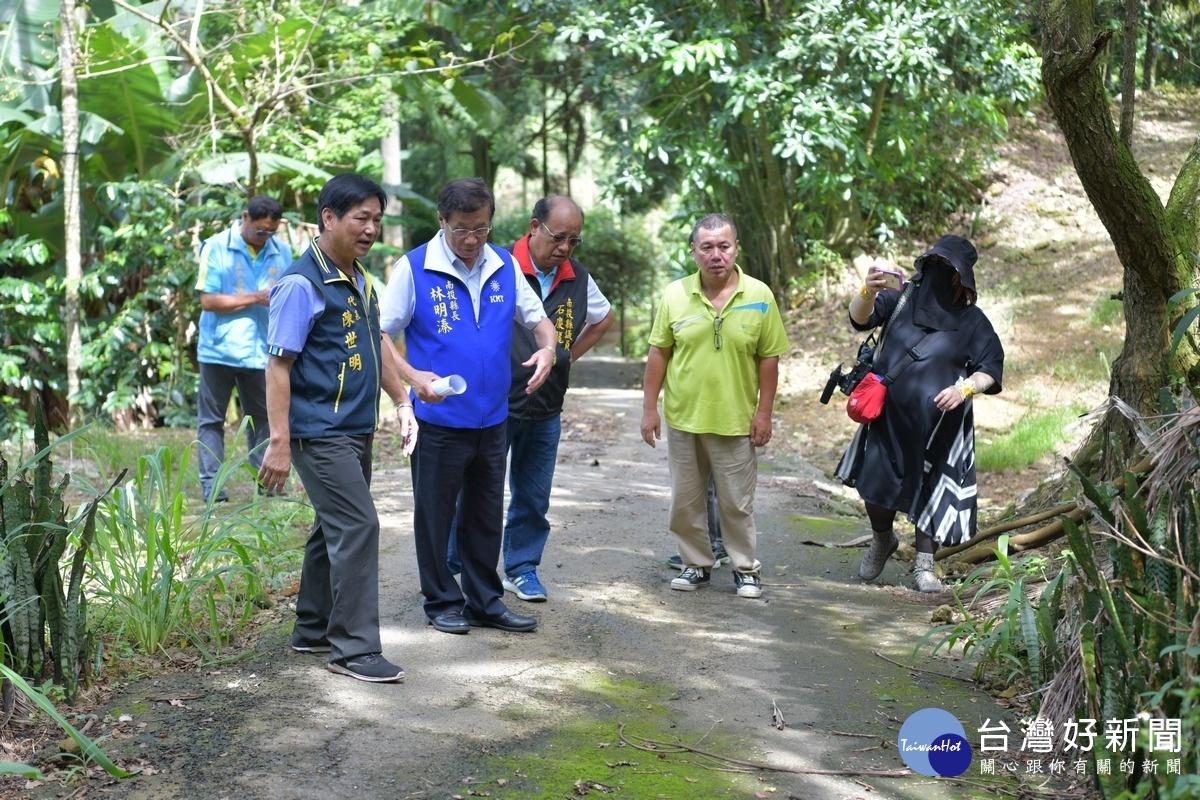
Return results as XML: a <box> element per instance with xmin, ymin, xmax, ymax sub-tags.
<box><xmin>864</xmin><ymin>78</ymin><xmax>889</xmax><ymax>157</ymax></box>
<box><xmin>722</xmin><ymin>120</ymin><xmax>796</xmax><ymax>302</ymax></box>
<box><xmin>243</xmin><ymin>127</ymin><xmax>259</xmax><ymax>196</ymax></box>
<box><xmin>541</xmin><ymin>84</ymin><xmax>549</xmax><ymax>197</ymax></box>
<box><xmin>381</xmin><ymin>102</ymin><xmax>406</xmax><ymax>260</ymax></box>
<box><xmin>1143</xmin><ymin>0</ymin><xmax>1162</xmax><ymax>91</ymax></box>
<box><xmin>1039</xmin><ymin>0</ymin><xmax>1192</xmax><ymax>476</ymax></box>
<box><xmin>1165</xmin><ymin>134</ymin><xmax>1200</xmax><ymax>390</ymax></box>
<box><xmin>1118</xmin><ymin>0</ymin><xmax>1139</xmax><ymax>147</ymax></box>
<box><xmin>60</xmin><ymin>0</ymin><xmax>83</xmax><ymax>430</ymax></box>
<box><xmin>472</xmin><ymin>134</ymin><xmax>497</xmax><ymax>190</ymax></box>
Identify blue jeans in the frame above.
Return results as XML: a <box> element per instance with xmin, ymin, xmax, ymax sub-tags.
<box><xmin>447</xmin><ymin>414</ymin><xmax>561</xmax><ymax>579</ymax></box>
<box><xmin>502</xmin><ymin>414</ymin><xmax>562</xmax><ymax>577</ymax></box>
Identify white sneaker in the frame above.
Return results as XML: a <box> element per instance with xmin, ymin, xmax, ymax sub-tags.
<box><xmin>670</xmin><ymin>567</ymin><xmax>711</xmax><ymax>591</ymax></box>
<box><xmin>734</xmin><ymin>571</ymin><xmax>762</xmax><ymax>599</ymax></box>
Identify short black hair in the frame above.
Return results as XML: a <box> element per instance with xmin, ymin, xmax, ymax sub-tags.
<box><xmin>317</xmin><ymin>174</ymin><xmax>388</xmax><ymax>233</ymax></box>
<box><xmin>531</xmin><ymin>195</ymin><xmax>584</xmax><ymax>226</ymax></box>
<box><xmin>689</xmin><ymin>213</ymin><xmax>738</xmax><ymax>245</ymax></box>
<box><xmin>245</xmin><ymin>195</ymin><xmax>283</xmax><ymax>222</ymax></box>
<box><xmin>438</xmin><ymin>178</ymin><xmax>494</xmax><ymax>219</ymax></box>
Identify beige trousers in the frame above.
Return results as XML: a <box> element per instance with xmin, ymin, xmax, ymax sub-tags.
<box><xmin>666</xmin><ymin>426</ymin><xmax>761</xmax><ymax>574</ymax></box>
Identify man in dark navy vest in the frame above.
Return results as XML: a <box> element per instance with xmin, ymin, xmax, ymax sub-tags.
<box><xmin>380</xmin><ymin>178</ymin><xmax>558</xmax><ymax>636</ymax></box>
<box><xmin>447</xmin><ymin>196</ymin><xmax>614</xmax><ymax>602</ymax></box>
<box><xmin>258</xmin><ymin>173</ymin><xmax>416</xmax><ymax>683</ymax></box>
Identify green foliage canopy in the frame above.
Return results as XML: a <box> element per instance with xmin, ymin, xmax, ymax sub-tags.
<box><xmin>560</xmin><ymin>0</ymin><xmax>1041</xmax><ymax>259</ymax></box>
<box><xmin>1</xmin><ymin>0</ymin><xmax>1045</xmax><ymax>428</ymax></box>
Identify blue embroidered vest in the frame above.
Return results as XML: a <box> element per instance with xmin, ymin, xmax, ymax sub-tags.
<box><xmin>404</xmin><ymin>243</ymin><xmax>517</xmax><ymax>428</ymax></box>
<box><xmin>285</xmin><ymin>245</ymin><xmax>381</xmax><ymax>438</ymax></box>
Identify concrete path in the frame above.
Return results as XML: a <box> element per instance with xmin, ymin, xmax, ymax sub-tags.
<box><xmin>42</xmin><ymin>355</ymin><xmax>1043</xmax><ymax>800</ymax></box>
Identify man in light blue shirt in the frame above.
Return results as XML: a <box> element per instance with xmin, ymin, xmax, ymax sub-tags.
<box><xmin>195</xmin><ymin>196</ymin><xmax>292</xmax><ymax>502</ymax></box>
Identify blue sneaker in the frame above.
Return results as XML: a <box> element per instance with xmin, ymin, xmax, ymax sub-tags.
<box><xmin>503</xmin><ymin>571</ymin><xmax>548</xmax><ymax>602</ymax></box>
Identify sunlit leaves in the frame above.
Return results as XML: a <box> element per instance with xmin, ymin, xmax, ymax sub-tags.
<box><xmin>662</xmin><ymin>38</ymin><xmax>730</xmax><ymax>76</ymax></box>
<box><xmin>561</xmin><ymin>0</ymin><xmax>1041</xmax><ymax>246</ymax></box>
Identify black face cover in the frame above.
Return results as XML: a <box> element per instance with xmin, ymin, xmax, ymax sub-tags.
<box><xmin>910</xmin><ymin>235</ymin><xmax>978</xmax><ymax>331</ymax></box>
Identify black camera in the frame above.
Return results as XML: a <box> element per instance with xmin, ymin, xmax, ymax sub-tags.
<box><xmin>819</xmin><ymin>336</ymin><xmax>876</xmax><ymax>405</ymax></box>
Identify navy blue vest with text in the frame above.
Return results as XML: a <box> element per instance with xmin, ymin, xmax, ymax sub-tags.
<box><xmin>404</xmin><ymin>243</ymin><xmax>517</xmax><ymax>428</ymax></box>
<box><xmin>508</xmin><ymin>254</ymin><xmax>592</xmax><ymax>420</ymax></box>
<box><xmin>284</xmin><ymin>245</ymin><xmax>381</xmax><ymax>438</ymax></box>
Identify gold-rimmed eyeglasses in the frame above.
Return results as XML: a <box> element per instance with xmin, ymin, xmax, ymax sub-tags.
<box><xmin>713</xmin><ymin>316</ymin><xmax>723</xmax><ymax>351</ymax></box>
<box><xmin>540</xmin><ymin>224</ymin><xmax>583</xmax><ymax>248</ymax></box>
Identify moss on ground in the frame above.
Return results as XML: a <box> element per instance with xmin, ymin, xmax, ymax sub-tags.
<box><xmin>454</xmin><ymin>672</ymin><xmax>767</xmax><ymax>799</ymax></box>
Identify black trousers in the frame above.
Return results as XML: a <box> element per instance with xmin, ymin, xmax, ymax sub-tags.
<box><xmin>411</xmin><ymin>421</ymin><xmax>508</xmax><ymax>619</ymax></box>
<box><xmin>290</xmin><ymin>434</ymin><xmax>381</xmax><ymax>660</ymax></box>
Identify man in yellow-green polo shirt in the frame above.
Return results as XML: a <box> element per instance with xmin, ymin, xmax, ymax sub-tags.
<box><xmin>640</xmin><ymin>213</ymin><xmax>790</xmax><ymax>600</ymax></box>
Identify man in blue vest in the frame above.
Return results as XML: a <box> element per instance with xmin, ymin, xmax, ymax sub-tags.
<box><xmin>447</xmin><ymin>196</ymin><xmax>614</xmax><ymax>602</ymax></box>
<box><xmin>258</xmin><ymin>173</ymin><xmax>416</xmax><ymax>683</ymax></box>
<box><xmin>195</xmin><ymin>196</ymin><xmax>293</xmax><ymax>502</ymax></box>
<box><xmin>380</xmin><ymin>178</ymin><xmax>558</xmax><ymax>635</ymax></box>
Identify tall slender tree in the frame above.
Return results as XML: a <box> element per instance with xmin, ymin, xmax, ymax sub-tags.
<box><xmin>1040</xmin><ymin>0</ymin><xmax>1200</xmax><ymax>473</ymax></box>
<box><xmin>59</xmin><ymin>0</ymin><xmax>83</xmax><ymax>427</ymax></box>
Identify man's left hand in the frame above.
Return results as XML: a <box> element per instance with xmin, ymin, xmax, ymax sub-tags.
<box><xmin>750</xmin><ymin>411</ymin><xmax>773</xmax><ymax>447</ymax></box>
<box><xmin>396</xmin><ymin>404</ymin><xmax>419</xmax><ymax>457</ymax></box>
<box><xmin>522</xmin><ymin>346</ymin><xmax>555</xmax><ymax>394</ymax></box>
<box><xmin>257</xmin><ymin>441</ymin><xmax>291</xmax><ymax>495</ymax></box>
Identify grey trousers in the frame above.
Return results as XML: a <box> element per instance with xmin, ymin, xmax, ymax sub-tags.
<box><xmin>705</xmin><ymin>477</ymin><xmax>723</xmax><ymax>548</ymax></box>
<box><xmin>196</xmin><ymin>362</ymin><xmax>269</xmax><ymax>498</ymax></box>
<box><xmin>290</xmin><ymin>435</ymin><xmax>382</xmax><ymax>661</ymax></box>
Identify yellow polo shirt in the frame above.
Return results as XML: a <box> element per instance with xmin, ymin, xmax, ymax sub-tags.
<box><xmin>648</xmin><ymin>266</ymin><xmax>790</xmax><ymax>435</ymax></box>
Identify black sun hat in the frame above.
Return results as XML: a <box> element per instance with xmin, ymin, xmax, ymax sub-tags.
<box><xmin>915</xmin><ymin>234</ymin><xmax>977</xmax><ymax>294</ymax></box>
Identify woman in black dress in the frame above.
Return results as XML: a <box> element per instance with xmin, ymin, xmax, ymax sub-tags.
<box><xmin>836</xmin><ymin>235</ymin><xmax>1005</xmax><ymax>592</ymax></box>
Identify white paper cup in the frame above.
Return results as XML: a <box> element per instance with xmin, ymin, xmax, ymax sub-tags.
<box><xmin>431</xmin><ymin>374</ymin><xmax>467</xmax><ymax>397</ymax></box>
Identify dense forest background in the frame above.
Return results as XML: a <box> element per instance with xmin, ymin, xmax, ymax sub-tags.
<box><xmin>3</xmin><ymin>4</ymin><xmax>1200</xmax><ymax>797</ymax></box>
<box><xmin>1</xmin><ymin>0</ymin><xmax>1198</xmax><ymax>447</ymax></box>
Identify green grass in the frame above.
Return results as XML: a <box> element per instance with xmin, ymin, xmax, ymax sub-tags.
<box><xmin>1003</xmin><ymin>348</ymin><xmax>1114</xmax><ymax>384</ymax></box>
<box><xmin>1088</xmin><ymin>295</ymin><xmax>1125</xmax><ymax>328</ymax></box>
<box><xmin>79</xmin><ymin>423</ymin><xmax>310</xmax><ymax>657</ymax></box>
<box><xmin>75</xmin><ymin>424</ymin><xmax>197</xmax><ymax>485</ymax></box>
<box><xmin>977</xmin><ymin>403</ymin><xmax>1088</xmax><ymax>472</ymax></box>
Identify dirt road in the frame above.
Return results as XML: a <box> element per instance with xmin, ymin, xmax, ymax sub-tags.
<box><xmin>22</xmin><ymin>355</ymin><xmax>1043</xmax><ymax>800</ymax></box>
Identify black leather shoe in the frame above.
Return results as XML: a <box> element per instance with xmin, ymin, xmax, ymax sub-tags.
<box><xmin>464</xmin><ymin>609</ymin><xmax>537</xmax><ymax>632</ymax></box>
<box><xmin>429</xmin><ymin>611</ymin><xmax>470</xmax><ymax>634</ymax></box>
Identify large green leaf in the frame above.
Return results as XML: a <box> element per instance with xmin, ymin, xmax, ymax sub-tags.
<box><xmin>448</xmin><ymin>78</ymin><xmax>507</xmax><ymax>128</ymax></box>
<box><xmin>192</xmin><ymin>152</ymin><xmax>333</xmax><ymax>186</ymax></box>
<box><xmin>0</xmin><ymin>0</ymin><xmax>59</xmax><ymax>82</ymax></box>
<box><xmin>0</xmin><ymin>105</ymin><xmax>33</xmax><ymax>126</ymax></box>
<box><xmin>77</xmin><ymin>24</ymin><xmax>183</xmax><ymax>176</ymax></box>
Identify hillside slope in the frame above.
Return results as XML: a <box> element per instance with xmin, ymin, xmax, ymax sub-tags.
<box><xmin>776</xmin><ymin>94</ymin><xmax>1199</xmax><ymax>523</ymax></box>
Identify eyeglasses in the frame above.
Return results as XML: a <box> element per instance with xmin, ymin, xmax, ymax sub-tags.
<box><xmin>540</xmin><ymin>224</ymin><xmax>582</xmax><ymax>248</ymax></box>
<box><xmin>713</xmin><ymin>316</ymin><xmax>723</xmax><ymax>351</ymax></box>
<box><xmin>252</xmin><ymin>228</ymin><xmax>277</xmax><ymax>237</ymax></box>
<box><xmin>448</xmin><ymin>225</ymin><xmax>492</xmax><ymax>240</ymax></box>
